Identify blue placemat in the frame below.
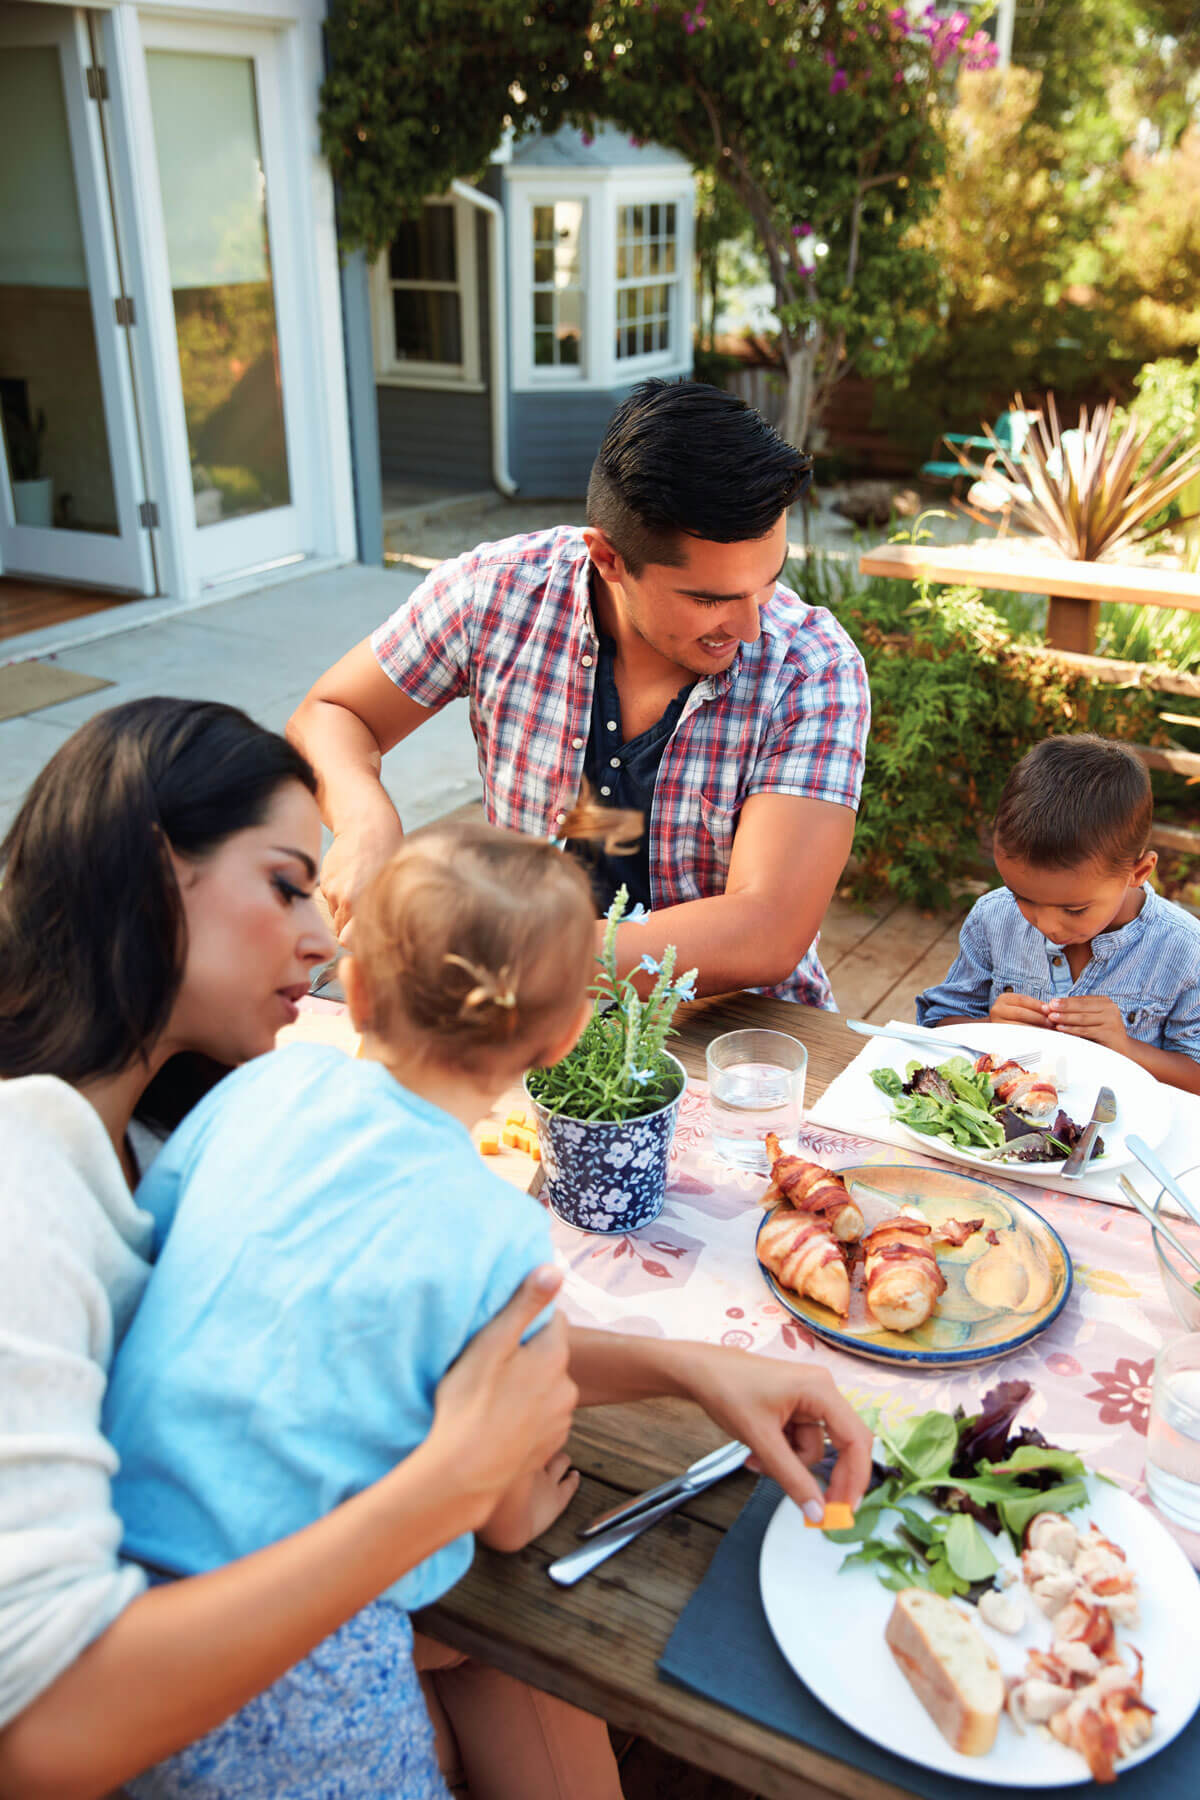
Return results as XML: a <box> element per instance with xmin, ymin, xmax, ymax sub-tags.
<box><xmin>659</xmin><ymin>1478</ymin><xmax>1200</xmax><ymax>1798</ymax></box>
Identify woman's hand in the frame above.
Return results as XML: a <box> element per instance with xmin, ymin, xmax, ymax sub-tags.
<box><xmin>427</xmin><ymin>1267</ymin><xmax>578</xmax><ymax>1529</ymax></box>
<box><xmin>673</xmin><ymin>1344</ymin><xmax>874</xmax><ymax>1520</ymax></box>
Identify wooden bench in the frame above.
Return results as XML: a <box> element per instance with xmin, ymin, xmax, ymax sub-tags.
<box><xmin>858</xmin><ymin>541</ymin><xmax>1200</xmax><ymax>855</ymax></box>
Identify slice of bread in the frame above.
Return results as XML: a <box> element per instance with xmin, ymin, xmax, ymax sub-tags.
<box><xmin>885</xmin><ymin>1588</ymin><xmax>1004</xmax><ymax>1756</ymax></box>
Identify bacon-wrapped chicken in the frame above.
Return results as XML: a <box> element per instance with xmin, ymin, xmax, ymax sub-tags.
<box><xmin>975</xmin><ymin>1054</ymin><xmax>1058</xmax><ymax>1123</ymax></box>
<box><xmin>762</xmin><ymin>1136</ymin><xmax>864</xmax><ymax>1243</ymax></box>
<box><xmin>758</xmin><ymin>1207</ymin><xmax>850</xmax><ymax>1316</ymax></box>
<box><xmin>863</xmin><ymin>1208</ymin><xmax>983</xmax><ymax>1333</ymax></box>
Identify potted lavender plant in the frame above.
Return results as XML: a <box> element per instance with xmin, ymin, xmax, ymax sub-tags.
<box><xmin>525</xmin><ymin>887</ymin><xmax>697</xmax><ymax>1233</ymax></box>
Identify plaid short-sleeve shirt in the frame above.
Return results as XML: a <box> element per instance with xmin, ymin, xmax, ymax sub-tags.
<box><xmin>371</xmin><ymin>527</ymin><xmax>870</xmax><ymax>1006</ymax></box>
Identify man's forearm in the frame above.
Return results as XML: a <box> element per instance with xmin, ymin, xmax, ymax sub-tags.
<box><xmin>607</xmin><ymin>892</ymin><xmax>816</xmax><ymax>997</ymax></box>
<box><xmin>287</xmin><ymin>697</ymin><xmax>398</xmax><ymax>837</ymax></box>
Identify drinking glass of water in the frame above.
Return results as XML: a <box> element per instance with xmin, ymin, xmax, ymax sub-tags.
<box><xmin>1146</xmin><ymin>1332</ymin><xmax>1200</xmax><ymax>1532</ymax></box>
<box><xmin>705</xmin><ymin>1029</ymin><xmax>807</xmax><ymax>1172</ymax></box>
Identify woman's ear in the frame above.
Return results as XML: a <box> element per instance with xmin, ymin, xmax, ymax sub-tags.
<box><xmin>340</xmin><ymin>956</ymin><xmax>371</xmax><ymax>1032</ymax></box>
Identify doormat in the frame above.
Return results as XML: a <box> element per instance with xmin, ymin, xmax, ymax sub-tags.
<box><xmin>0</xmin><ymin>661</ymin><xmax>113</xmax><ymax>723</ymax></box>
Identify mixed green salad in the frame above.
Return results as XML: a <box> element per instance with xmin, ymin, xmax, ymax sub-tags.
<box><xmin>870</xmin><ymin>1055</ymin><xmax>1097</xmax><ymax>1164</ymax></box>
<box><xmin>825</xmin><ymin>1382</ymin><xmax>1090</xmax><ymax>1598</ymax></box>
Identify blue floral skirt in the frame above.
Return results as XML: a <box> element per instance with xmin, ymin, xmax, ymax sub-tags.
<box><xmin>128</xmin><ymin>1600</ymin><xmax>450</xmax><ymax>1800</ymax></box>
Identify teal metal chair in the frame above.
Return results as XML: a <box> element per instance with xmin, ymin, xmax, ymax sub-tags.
<box><xmin>921</xmin><ymin>409</ymin><xmax>1037</xmax><ymax>485</ymax></box>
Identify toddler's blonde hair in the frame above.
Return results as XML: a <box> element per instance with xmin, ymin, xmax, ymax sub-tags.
<box><xmin>353</xmin><ymin>795</ymin><xmax>638</xmax><ymax>1074</ymax></box>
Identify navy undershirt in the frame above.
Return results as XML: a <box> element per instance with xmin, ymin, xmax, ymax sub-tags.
<box><xmin>565</xmin><ymin>630</ymin><xmax>694</xmax><ymax>915</ymax></box>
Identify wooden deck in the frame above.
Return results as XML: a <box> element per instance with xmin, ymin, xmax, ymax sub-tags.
<box><xmin>820</xmin><ymin>890</ymin><xmax>967</xmax><ymax>1023</ymax></box>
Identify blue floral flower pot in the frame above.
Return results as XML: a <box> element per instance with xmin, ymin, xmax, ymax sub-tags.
<box><xmin>524</xmin><ymin>1053</ymin><xmax>687</xmax><ymax>1235</ymax></box>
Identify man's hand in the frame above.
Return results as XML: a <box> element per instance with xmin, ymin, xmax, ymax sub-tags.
<box><xmin>989</xmin><ymin>991</ymin><xmax>1050</xmax><ymax>1029</ymax></box>
<box><xmin>1045</xmin><ymin>994</ymin><xmax>1131</xmax><ymax>1054</ymax></box>
<box><xmin>319</xmin><ymin>808</ymin><xmax>404</xmax><ymax>939</ymax></box>
<box><xmin>673</xmin><ymin>1344</ymin><xmax>873</xmax><ymax>1520</ymax></box>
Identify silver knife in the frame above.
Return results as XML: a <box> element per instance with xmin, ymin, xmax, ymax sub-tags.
<box><xmin>845</xmin><ymin>1019</ymin><xmax>1037</xmax><ymax>1068</ymax></box>
<box><xmin>1118</xmin><ymin>1175</ymin><xmax>1200</xmax><ymax>1283</ymax></box>
<box><xmin>1059</xmin><ymin>1084</ymin><xmax>1116</xmax><ymax>1179</ymax></box>
<box><xmin>548</xmin><ymin>1442</ymin><xmax>751</xmax><ymax>1587</ymax></box>
<box><xmin>577</xmin><ymin>1440</ymin><xmax>750</xmax><ymax>1538</ymax></box>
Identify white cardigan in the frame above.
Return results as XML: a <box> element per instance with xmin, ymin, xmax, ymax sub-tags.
<box><xmin>0</xmin><ymin>1076</ymin><xmax>154</xmax><ymax>1727</ymax></box>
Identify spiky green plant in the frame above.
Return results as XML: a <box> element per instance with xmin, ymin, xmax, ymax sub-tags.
<box><xmin>526</xmin><ymin>887</ymin><xmax>697</xmax><ymax>1123</ymax></box>
<box><xmin>955</xmin><ymin>392</ymin><xmax>1200</xmax><ymax>561</ymax></box>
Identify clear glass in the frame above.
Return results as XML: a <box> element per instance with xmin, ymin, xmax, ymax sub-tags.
<box><xmin>146</xmin><ymin>51</ymin><xmax>290</xmax><ymax>527</ymax></box>
<box><xmin>705</xmin><ymin>1029</ymin><xmax>807</xmax><ymax>1172</ymax></box>
<box><xmin>388</xmin><ymin>206</ymin><xmax>455</xmax><ymax>283</ymax></box>
<box><xmin>1146</xmin><ymin>1332</ymin><xmax>1200</xmax><ymax>1530</ymax></box>
<box><xmin>392</xmin><ymin>289</ymin><xmax>461</xmax><ymax>364</ymax></box>
<box><xmin>0</xmin><ymin>47</ymin><xmax>118</xmax><ymax>534</ymax></box>
<box><xmin>531</xmin><ymin>200</ymin><xmax>583</xmax><ymax>370</ymax></box>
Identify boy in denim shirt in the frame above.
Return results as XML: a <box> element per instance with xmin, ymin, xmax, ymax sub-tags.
<box><xmin>917</xmin><ymin>735</ymin><xmax>1200</xmax><ymax>1094</ymax></box>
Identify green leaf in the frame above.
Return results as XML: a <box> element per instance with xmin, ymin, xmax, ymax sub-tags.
<box><xmin>942</xmin><ymin>1513</ymin><xmax>1000</xmax><ymax>1583</ymax></box>
<box><xmin>883</xmin><ymin>1410</ymin><xmax>959</xmax><ymax>1481</ymax></box>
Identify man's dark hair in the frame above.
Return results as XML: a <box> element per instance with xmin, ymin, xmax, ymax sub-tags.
<box><xmin>993</xmin><ymin>734</ymin><xmax>1153</xmax><ymax>872</ymax></box>
<box><xmin>586</xmin><ymin>378</ymin><xmax>812</xmax><ymax>574</ymax></box>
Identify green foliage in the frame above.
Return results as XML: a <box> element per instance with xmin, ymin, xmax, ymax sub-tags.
<box><xmin>800</xmin><ymin>558</ymin><xmax>1167</xmax><ymax>908</ymax></box>
<box><xmin>319</xmin><ymin>0</ymin><xmax>591</xmax><ymax>254</ymax></box>
<box><xmin>526</xmin><ymin>887</ymin><xmax>696</xmax><ymax>1123</ymax></box>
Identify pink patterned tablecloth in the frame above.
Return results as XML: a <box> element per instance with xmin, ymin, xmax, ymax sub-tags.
<box><xmin>548</xmin><ymin>1080</ymin><xmax>1200</xmax><ymax>1564</ymax></box>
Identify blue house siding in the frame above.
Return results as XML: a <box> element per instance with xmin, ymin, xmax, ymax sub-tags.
<box><xmin>509</xmin><ymin>387</ymin><xmax>639</xmax><ymax>496</ymax></box>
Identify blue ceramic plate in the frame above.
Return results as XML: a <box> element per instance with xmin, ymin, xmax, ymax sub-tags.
<box><xmin>756</xmin><ymin>1162</ymin><xmax>1072</xmax><ymax>1367</ymax></box>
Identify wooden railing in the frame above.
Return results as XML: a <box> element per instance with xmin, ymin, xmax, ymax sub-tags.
<box><xmin>858</xmin><ymin>541</ymin><xmax>1200</xmax><ymax>856</ymax></box>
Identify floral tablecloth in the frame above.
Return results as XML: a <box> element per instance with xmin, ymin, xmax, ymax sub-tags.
<box><xmin>548</xmin><ymin>1081</ymin><xmax>1200</xmax><ymax>1563</ymax></box>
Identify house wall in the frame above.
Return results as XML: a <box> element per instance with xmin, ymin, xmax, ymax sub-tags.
<box><xmin>509</xmin><ymin>383</ymin><xmax>664</xmax><ymax>498</ymax></box>
<box><xmin>376</xmin><ymin>213</ymin><xmax>493</xmax><ymax>491</ymax></box>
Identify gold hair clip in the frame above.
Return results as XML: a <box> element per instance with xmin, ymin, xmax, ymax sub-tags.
<box><xmin>444</xmin><ymin>954</ymin><xmax>518</xmax><ymax>1014</ymax></box>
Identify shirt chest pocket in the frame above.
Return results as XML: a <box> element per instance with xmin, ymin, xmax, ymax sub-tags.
<box><xmin>693</xmin><ymin>793</ymin><xmax>738</xmax><ymax>890</ymax></box>
<box><xmin>1106</xmin><ymin>992</ymin><xmax>1171</xmax><ymax>1046</ymax></box>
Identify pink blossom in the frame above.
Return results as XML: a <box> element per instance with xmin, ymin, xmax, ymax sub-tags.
<box><xmin>823</xmin><ymin>47</ymin><xmax>837</xmax><ymax>63</ymax></box>
<box><xmin>893</xmin><ymin>67</ymin><xmax>904</xmax><ymax>82</ymax></box>
<box><xmin>888</xmin><ymin>6</ymin><xmax>910</xmax><ymax>30</ymax></box>
<box><xmin>829</xmin><ymin>67</ymin><xmax>849</xmax><ymax>94</ymax></box>
<box><xmin>581</xmin><ymin>131</ymin><xmax>594</xmax><ymax>146</ymax></box>
<box><xmin>791</xmin><ymin>222</ymin><xmax>813</xmax><ymax>237</ymax></box>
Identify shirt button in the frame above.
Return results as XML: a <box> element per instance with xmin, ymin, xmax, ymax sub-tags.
<box><xmin>571</xmin><ymin>736</ymin><xmax>584</xmax><ymax>749</ymax></box>
<box><xmin>555</xmin><ymin>811</ymin><xmax>566</xmax><ymax>824</ymax></box>
<box><xmin>606</xmin><ymin>720</ymin><xmax>617</xmax><ymax>732</ymax></box>
<box><xmin>600</xmin><ymin>785</ymin><xmax>611</xmax><ymax>797</ymax></box>
<box><xmin>609</xmin><ymin>756</ymin><xmax>621</xmax><ymax>768</ymax></box>
<box><xmin>1052</xmin><ymin>955</ymin><xmax>1064</xmax><ymax>965</ymax></box>
<box><xmin>581</xmin><ymin>654</ymin><xmax>594</xmax><ymax>668</ymax></box>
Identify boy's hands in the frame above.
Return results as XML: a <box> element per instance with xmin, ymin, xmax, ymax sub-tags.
<box><xmin>989</xmin><ymin>991</ymin><xmax>1050</xmax><ymax>1029</ymax></box>
<box><xmin>1045</xmin><ymin>994</ymin><xmax>1130</xmax><ymax>1053</ymax></box>
<box><xmin>478</xmin><ymin>1452</ymin><xmax>581</xmax><ymax>1553</ymax></box>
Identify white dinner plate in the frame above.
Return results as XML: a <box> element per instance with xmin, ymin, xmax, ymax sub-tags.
<box><xmin>760</xmin><ymin>1477</ymin><xmax>1200</xmax><ymax>1786</ymax></box>
<box><xmin>877</xmin><ymin>1022</ymin><xmax>1173</xmax><ymax>1179</ymax></box>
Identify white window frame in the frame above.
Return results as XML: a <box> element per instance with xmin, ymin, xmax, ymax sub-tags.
<box><xmin>507</xmin><ymin>164</ymin><xmax>694</xmax><ymax>392</ymax></box>
<box><xmin>613</xmin><ymin>196</ymin><xmax>684</xmax><ymax>374</ymax></box>
<box><xmin>372</xmin><ymin>197</ymin><xmax>482</xmax><ymax>390</ymax></box>
<box><xmin>528</xmin><ymin>196</ymin><xmax>587</xmax><ymax>382</ymax></box>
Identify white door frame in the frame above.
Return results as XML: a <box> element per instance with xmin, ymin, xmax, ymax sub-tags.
<box><xmin>0</xmin><ymin>2</ymin><xmax>156</xmax><ymax>593</ymax></box>
<box><xmin>116</xmin><ymin>9</ymin><xmax>324</xmax><ymax>589</ymax></box>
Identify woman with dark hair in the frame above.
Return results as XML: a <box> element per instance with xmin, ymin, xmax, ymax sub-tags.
<box><xmin>0</xmin><ymin>698</ymin><xmax>578</xmax><ymax>1798</ymax></box>
<box><xmin>0</xmin><ymin>696</ymin><xmax>871</xmax><ymax>1800</ymax></box>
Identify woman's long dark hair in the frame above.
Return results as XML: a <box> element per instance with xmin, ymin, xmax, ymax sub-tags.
<box><xmin>0</xmin><ymin>698</ymin><xmax>316</xmax><ymax>1118</ymax></box>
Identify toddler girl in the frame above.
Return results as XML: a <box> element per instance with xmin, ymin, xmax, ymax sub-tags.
<box><xmin>102</xmin><ymin>808</ymin><xmax>630</xmax><ymax>1798</ymax></box>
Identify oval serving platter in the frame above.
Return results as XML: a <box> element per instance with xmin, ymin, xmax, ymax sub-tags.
<box><xmin>755</xmin><ymin>1162</ymin><xmax>1072</xmax><ymax>1367</ymax></box>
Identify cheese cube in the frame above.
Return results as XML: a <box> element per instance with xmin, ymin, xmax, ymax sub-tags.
<box><xmin>805</xmin><ymin>1501</ymin><xmax>856</xmax><ymax>1532</ymax></box>
<box><xmin>477</xmin><ymin>1128</ymin><xmax>501</xmax><ymax>1156</ymax></box>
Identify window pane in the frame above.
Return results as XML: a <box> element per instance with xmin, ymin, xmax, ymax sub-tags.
<box><xmin>388</xmin><ymin>205</ymin><xmax>456</xmax><ymax>284</ymax></box>
<box><xmin>616</xmin><ymin>245</ymin><xmax>628</xmax><ymax>280</ymax></box>
<box><xmin>533</xmin><ymin>290</ymin><xmax>553</xmax><ymax>327</ymax></box>
<box><xmin>533</xmin><ymin>205</ymin><xmax>554</xmax><ymax>243</ymax></box>
<box><xmin>533</xmin><ymin>246</ymin><xmax>554</xmax><ymax>284</ymax></box>
<box><xmin>624</xmin><ymin>324</ymin><xmax>637</xmax><ymax>357</ymax></box>
<box><xmin>393</xmin><ymin>288</ymin><xmax>462</xmax><ymax>364</ymax></box>
<box><xmin>657</xmin><ymin>319</ymin><xmax>669</xmax><ymax>351</ymax></box>
<box><xmin>553</xmin><ymin>200</ymin><xmax>582</xmax><ymax>286</ymax></box>
<box><xmin>559</xmin><ymin>328</ymin><xmax>580</xmax><ymax>366</ymax></box>
<box><xmin>146</xmin><ymin>50</ymin><xmax>290</xmax><ymax>525</ymax></box>
<box><xmin>631</xmin><ymin>205</ymin><xmax>644</xmax><ymax>236</ymax></box>
<box><xmin>664</xmin><ymin>239</ymin><xmax>676</xmax><ymax>274</ymax></box>
<box><xmin>642</xmin><ymin>322</ymin><xmax>654</xmax><ymax>354</ymax></box>
<box><xmin>649</xmin><ymin>204</ymin><xmax>660</xmax><ymax>237</ymax></box>
<box><xmin>666</xmin><ymin>203</ymin><xmax>677</xmax><ymax>236</ymax></box>
<box><xmin>533</xmin><ymin>328</ymin><xmax>555</xmax><ymax>366</ymax></box>
<box><xmin>632</xmin><ymin>243</ymin><xmax>644</xmax><ymax>277</ymax></box>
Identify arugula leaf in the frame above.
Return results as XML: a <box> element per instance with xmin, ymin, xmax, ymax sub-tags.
<box><xmin>942</xmin><ymin>1513</ymin><xmax>1000</xmax><ymax>1583</ymax></box>
<box><xmin>881</xmin><ymin>1410</ymin><xmax>959</xmax><ymax>1481</ymax></box>
<box><xmin>870</xmin><ymin>1067</ymin><xmax>904</xmax><ymax>1099</ymax></box>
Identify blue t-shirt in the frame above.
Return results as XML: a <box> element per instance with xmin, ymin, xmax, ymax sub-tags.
<box><xmin>104</xmin><ymin>1043</ymin><xmax>554</xmax><ymax>1611</ymax></box>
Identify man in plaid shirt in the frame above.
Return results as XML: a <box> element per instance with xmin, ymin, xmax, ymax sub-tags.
<box><xmin>289</xmin><ymin>381</ymin><xmax>869</xmax><ymax>1006</ymax></box>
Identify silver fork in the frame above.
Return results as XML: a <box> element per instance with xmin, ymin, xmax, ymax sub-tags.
<box><xmin>1059</xmin><ymin>1085</ymin><xmax>1117</xmax><ymax>1179</ymax></box>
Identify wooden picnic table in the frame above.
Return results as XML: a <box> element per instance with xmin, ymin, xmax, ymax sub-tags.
<box><xmin>417</xmin><ymin>994</ymin><xmax>908</xmax><ymax>1800</ymax></box>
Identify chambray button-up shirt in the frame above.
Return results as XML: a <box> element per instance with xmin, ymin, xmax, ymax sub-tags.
<box><xmin>371</xmin><ymin>526</ymin><xmax>870</xmax><ymax>1007</ymax></box>
<box><xmin>917</xmin><ymin>884</ymin><xmax>1200</xmax><ymax>1060</ymax></box>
